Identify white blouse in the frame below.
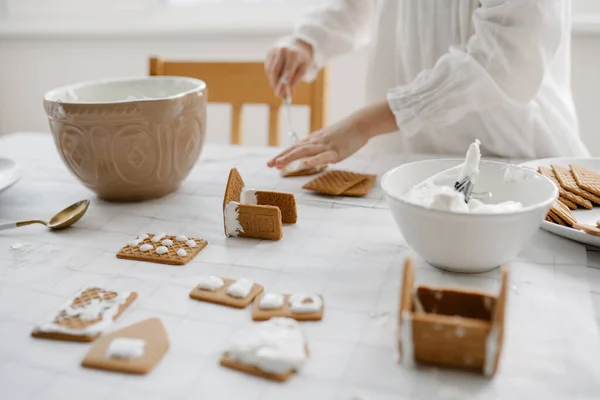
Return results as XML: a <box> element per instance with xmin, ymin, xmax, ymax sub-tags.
<box><xmin>292</xmin><ymin>0</ymin><xmax>590</xmax><ymax>159</ymax></box>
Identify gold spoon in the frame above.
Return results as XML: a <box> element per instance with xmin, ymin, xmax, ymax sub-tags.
<box><xmin>0</xmin><ymin>199</ymin><xmax>90</xmax><ymax>231</ymax></box>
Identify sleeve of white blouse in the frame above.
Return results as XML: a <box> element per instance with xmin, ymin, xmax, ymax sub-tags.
<box><xmin>289</xmin><ymin>0</ymin><xmax>374</xmax><ymax>81</ymax></box>
<box><xmin>387</xmin><ymin>0</ymin><xmax>563</xmax><ymax>137</ymax></box>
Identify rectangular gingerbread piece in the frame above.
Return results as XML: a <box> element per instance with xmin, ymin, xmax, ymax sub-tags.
<box><xmin>81</xmin><ymin>317</ymin><xmax>169</xmax><ymax>375</ymax></box>
<box><xmin>31</xmin><ymin>286</ymin><xmax>137</xmax><ymax>342</ymax></box>
<box><xmin>225</xmin><ymin>202</ymin><xmax>283</xmax><ymax>241</ymax></box>
<box><xmin>251</xmin><ymin>294</ymin><xmax>324</xmax><ymax>321</ymax></box>
<box><xmin>255</xmin><ymin>190</ymin><xmax>297</xmax><ymax>224</ymax></box>
<box><xmin>189</xmin><ymin>277</ymin><xmax>264</xmax><ymax>309</ymax></box>
<box><xmin>116</xmin><ymin>234</ymin><xmax>208</xmax><ymax>266</ymax></box>
<box><xmin>342</xmin><ymin>174</ymin><xmax>377</xmax><ymax>197</ymax></box>
<box><xmin>302</xmin><ymin>170</ymin><xmax>373</xmax><ymax>196</ymax></box>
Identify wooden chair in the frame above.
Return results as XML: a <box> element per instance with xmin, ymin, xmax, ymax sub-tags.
<box><xmin>149</xmin><ymin>57</ymin><xmax>329</xmax><ymax>147</ymax></box>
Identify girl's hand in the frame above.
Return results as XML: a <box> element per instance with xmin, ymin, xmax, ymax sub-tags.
<box><xmin>265</xmin><ymin>38</ymin><xmax>314</xmax><ymax>98</ymax></box>
<box><xmin>267</xmin><ymin>101</ymin><xmax>399</xmax><ymax>169</ymax></box>
<box><xmin>267</xmin><ymin>114</ymin><xmax>369</xmax><ymax>170</ymax></box>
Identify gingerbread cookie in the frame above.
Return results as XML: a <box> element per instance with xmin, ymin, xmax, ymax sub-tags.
<box><xmin>302</xmin><ymin>170</ymin><xmax>367</xmax><ymax>196</ymax></box>
<box><xmin>552</xmin><ymin>165</ymin><xmax>600</xmax><ymax>205</ymax></box>
<box><xmin>538</xmin><ymin>166</ymin><xmax>591</xmax><ymax>209</ymax></box>
<box><xmin>220</xmin><ymin>317</ymin><xmax>309</xmax><ymax>382</ymax></box>
<box><xmin>81</xmin><ymin>317</ymin><xmax>169</xmax><ymax>375</ymax></box>
<box><xmin>570</xmin><ymin>164</ymin><xmax>600</xmax><ymax>197</ymax></box>
<box><xmin>574</xmin><ymin>223</ymin><xmax>600</xmax><ymax>236</ymax></box>
<box><xmin>189</xmin><ymin>276</ymin><xmax>264</xmax><ymax>309</ymax></box>
<box><xmin>558</xmin><ymin>197</ymin><xmax>577</xmax><ymax>210</ymax></box>
<box><xmin>343</xmin><ymin>174</ymin><xmax>377</xmax><ymax>197</ymax></box>
<box><xmin>545</xmin><ymin>200</ymin><xmax>576</xmax><ymax>228</ymax></box>
<box><xmin>251</xmin><ymin>293</ymin><xmax>324</xmax><ymax>321</ymax></box>
<box><xmin>31</xmin><ymin>286</ymin><xmax>137</xmax><ymax>342</ymax></box>
<box><xmin>116</xmin><ymin>233</ymin><xmax>207</xmax><ymax>266</ymax></box>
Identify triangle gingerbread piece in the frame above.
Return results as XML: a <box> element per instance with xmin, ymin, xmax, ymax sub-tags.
<box><xmin>81</xmin><ymin>318</ymin><xmax>169</xmax><ymax>375</ymax></box>
<box><xmin>570</xmin><ymin>164</ymin><xmax>600</xmax><ymax>198</ymax></box>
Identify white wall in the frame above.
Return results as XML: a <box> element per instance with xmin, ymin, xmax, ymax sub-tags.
<box><xmin>0</xmin><ymin>35</ymin><xmax>367</xmax><ymax>147</ymax></box>
<box><xmin>1</xmin><ymin>32</ymin><xmax>600</xmax><ymax>155</ymax></box>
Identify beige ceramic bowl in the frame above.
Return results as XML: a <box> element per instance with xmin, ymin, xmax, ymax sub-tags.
<box><xmin>44</xmin><ymin>76</ymin><xmax>207</xmax><ymax>201</ymax></box>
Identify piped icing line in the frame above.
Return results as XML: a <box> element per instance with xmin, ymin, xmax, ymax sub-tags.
<box><xmin>483</xmin><ymin>324</ymin><xmax>500</xmax><ymax>376</ymax></box>
<box><xmin>226</xmin><ymin>278</ymin><xmax>254</xmax><ymax>298</ymax></box>
<box><xmin>241</xmin><ymin>188</ymin><xmax>258</xmax><ymax>205</ymax></box>
<box><xmin>35</xmin><ymin>286</ymin><xmax>132</xmax><ymax>337</ymax></box>
<box><xmin>106</xmin><ymin>338</ymin><xmax>146</xmax><ymax>359</ymax></box>
<box><xmin>399</xmin><ymin>311</ymin><xmax>415</xmax><ymax>367</ymax></box>
<box><xmin>288</xmin><ymin>294</ymin><xmax>323</xmax><ymax>314</ymax></box>
<box><xmin>224</xmin><ymin>201</ymin><xmax>244</xmax><ymax>237</ymax></box>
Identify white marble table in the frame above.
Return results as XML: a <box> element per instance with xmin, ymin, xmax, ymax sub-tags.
<box><xmin>1</xmin><ymin>132</ymin><xmax>600</xmax><ymax>400</ymax></box>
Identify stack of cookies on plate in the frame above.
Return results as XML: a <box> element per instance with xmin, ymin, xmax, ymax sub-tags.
<box><xmin>537</xmin><ymin>164</ymin><xmax>600</xmax><ymax>233</ymax></box>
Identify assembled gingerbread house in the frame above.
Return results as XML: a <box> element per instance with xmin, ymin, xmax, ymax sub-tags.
<box><xmin>397</xmin><ymin>258</ymin><xmax>508</xmax><ymax>377</ymax></box>
<box><xmin>222</xmin><ymin>168</ymin><xmax>297</xmax><ymax>241</ymax></box>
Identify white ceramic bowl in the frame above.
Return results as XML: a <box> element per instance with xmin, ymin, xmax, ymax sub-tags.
<box><xmin>381</xmin><ymin>159</ymin><xmax>558</xmax><ymax>273</ymax></box>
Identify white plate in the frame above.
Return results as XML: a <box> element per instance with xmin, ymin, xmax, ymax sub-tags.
<box><xmin>519</xmin><ymin>157</ymin><xmax>600</xmax><ymax>248</ymax></box>
<box><xmin>0</xmin><ymin>158</ymin><xmax>20</xmax><ymax>195</ymax></box>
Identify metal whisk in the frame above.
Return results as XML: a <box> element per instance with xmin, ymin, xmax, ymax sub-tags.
<box><xmin>454</xmin><ymin>174</ymin><xmax>476</xmax><ymax>203</ymax></box>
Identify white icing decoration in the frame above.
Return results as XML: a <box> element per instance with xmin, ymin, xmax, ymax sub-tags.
<box><xmin>241</xmin><ymin>189</ymin><xmax>258</xmax><ymax>205</ymax></box>
<box><xmin>177</xmin><ymin>248</ymin><xmax>187</xmax><ymax>257</ymax></box>
<box><xmin>226</xmin><ymin>278</ymin><xmax>254</xmax><ymax>298</ymax></box>
<box><xmin>186</xmin><ymin>239</ymin><xmax>197</xmax><ymax>248</ymax></box>
<box><xmin>128</xmin><ymin>239</ymin><xmax>142</xmax><ymax>247</ymax></box>
<box><xmin>156</xmin><ymin>246</ymin><xmax>168</xmax><ymax>255</ymax></box>
<box><xmin>139</xmin><ymin>234</ymin><xmax>149</xmax><ymax>240</ymax></box>
<box><xmin>140</xmin><ymin>244</ymin><xmax>153</xmax><ymax>252</ymax></box>
<box><xmin>151</xmin><ymin>233</ymin><xmax>166</xmax><ymax>243</ymax></box>
<box><xmin>196</xmin><ymin>276</ymin><xmax>224</xmax><ymax>291</ymax></box>
<box><xmin>483</xmin><ymin>324</ymin><xmax>499</xmax><ymax>376</ymax></box>
<box><xmin>34</xmin><ymin>286</ymin><xmax>131</xmax><ymax>336</ymax></box>
<box><xmin>225</xmin><ymin>317</ymin><xmax>307</xmax><ymax>374</ymax></box>
<box><xmin>259</xmin><ymin>293</ymin><xmax>284</xmax><ymax>309</ymax></box>
<box><xmin>161</xmin><ymin>239</ymin><xmax>173</xmax><ymax>247</ymax></box>
<box><xmin>224</xmin><ymin>202</ymin><xmax>244</xmax><ymax>237</ymax></box>
<box><xmin>176</xmin><ymin>235</ymin><xmax>188</xmax><ymax>242</ymax></box>
<box><xmin>399</xmin><ymin>311</ymin><xmax>415</xmax><ymax>367</ymax></box>
<box><xmin>288</xmin><ymin>293</ymin><xmax>323</xmax><ymax>314</ymax></box>
<box><xmin>106</xmin><ymin>338</ymin><xmax>146</xmax><ymax>359</ymax></box>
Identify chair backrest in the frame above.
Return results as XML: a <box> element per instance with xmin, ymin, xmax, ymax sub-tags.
<box><xmin>149</xmin><ymin>57</ymin><xmax>328</xmax><ymax>147</ymax></box>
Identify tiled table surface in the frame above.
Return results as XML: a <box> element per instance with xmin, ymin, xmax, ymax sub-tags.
<box><xmin>1</xmin><ymin>132</ymin><xmax>600</xmax><ymax>400</ymax></box>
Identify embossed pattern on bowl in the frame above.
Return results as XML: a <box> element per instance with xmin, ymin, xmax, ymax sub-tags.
<box><xmin>44</xmin><ymin>77</ymin><xmax>207</xmax><ymax>202</ymax></box>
